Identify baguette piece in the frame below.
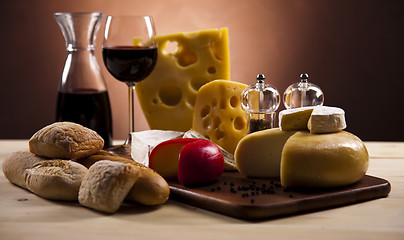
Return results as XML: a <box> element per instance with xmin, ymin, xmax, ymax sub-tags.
<box><xmin>78</xmin><ymin>151</ymin><xmax>170</xmax><ymax>205</ymax></box>
<box><xmin>29</xmin><ymin>122</ymin><xmax>104</xmax><ymax>159</ymax></box>
<box><xmin>2</xmin><ymin>150</ymin><xmax>87</xmax><ymax>201</ymax></box>
<box><xmin>78</xmin><ymin>160</ymin><xmax>139</xmax><ymax>213</ymax></box>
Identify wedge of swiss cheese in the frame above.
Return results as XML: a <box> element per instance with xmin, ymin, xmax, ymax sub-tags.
<box><xmin>136</xmin><ymin>28</ymin><xmax>230</xmax><ymax>131</ymax></box>
<box><xmin>192</xmin><ymin>80</ymin><xmax>248</xmax><ymax>154</ymax></box>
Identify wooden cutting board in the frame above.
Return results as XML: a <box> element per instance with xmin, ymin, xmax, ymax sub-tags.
<box><xmin>168</xmin><ymin>172</ymin><xmax>391</xmax><ymax>220</ymax></box>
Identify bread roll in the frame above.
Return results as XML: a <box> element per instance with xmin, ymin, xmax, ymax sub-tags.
<box><xmin>2</xmin><ymin>150</ymin><xmax>88</xmax><ymax>201</ymax></box>
<box><xmin>78</xmin><ymin>151</ymin><xmax>170</xmax><ymax>205</ymax></box>
<box><xmin>2</xmin><ymin>150</ymin><xmax>47</xmax><ymax>188</ymax></box>
<box><xmin>26</xmin><ymin>160</ymin><xmax>88</xmax><ymax>201</ymax></box>
<box><xmin>78</xmin><ymin>160</ymin><xmax>139</xmax><ymax>213</ymax></box>
<box><xmin>29</xmin><ymin>122</ymin><xmax>104</xmax><ymax>159</ymax></box>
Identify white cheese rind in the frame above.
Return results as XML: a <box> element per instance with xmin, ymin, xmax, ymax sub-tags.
<box><xmin>131</xmin><ymin>130</ymin><xmax>184</xmax><ymax>166</ymax></box>
<box><xmin>307</xmin><ymin>106</ymin><xmax>346</xmax><ymax>133</ymax></box>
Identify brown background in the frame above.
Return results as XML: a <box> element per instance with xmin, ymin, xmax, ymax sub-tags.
<box><xmin>1</xmin><ymin>0</ymin><xmax>403</xmax><ymax>141</ymax></box>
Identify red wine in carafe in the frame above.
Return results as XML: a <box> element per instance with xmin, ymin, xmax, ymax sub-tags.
<box><xmin>56</xmin><ymin>90</ymin><xmax>113</xmax><ymax>147</ymax></box>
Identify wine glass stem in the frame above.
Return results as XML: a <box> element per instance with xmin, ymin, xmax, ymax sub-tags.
<box><xmin>124</xmin><ymin>84</ymin><xmax>136</xmax><ymax>145</ymax></box>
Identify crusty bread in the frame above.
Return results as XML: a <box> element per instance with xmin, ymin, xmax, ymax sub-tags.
<box><xmin>78</xmin><ymin>160</ymin><xmax>139</xmax><ymax>213</ymax></box>
<box><xmin>2</xmin><ymin>150</ymin><xmax>88</xmax><ymax>201</ymax></box>
<box><xmin>2</xmin><ymin>150</ymin><xmax>47</xmax><ymax>188</ymax></box>
<box><xmin>26</xmin><ymin>160</ymin><xmax>88</xmax><ymax>201</ymax></box>
<box><xmin>29</xmin><ymin>122</ymin><xmax>104</xmax><ymax>159</ymax></box>
<box><xmin>78</xmin><ymin>151</ymin><xmax>170</xmax><ymax>205</ymax></box>
<box><xmin>126</xmin><ymin>168</ymin><xmax>170</xmax><ymax>206</ymax></box>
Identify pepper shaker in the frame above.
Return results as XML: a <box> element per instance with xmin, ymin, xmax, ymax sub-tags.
<box><xmin>241</xmin><ymin>74</ymin><xmax>280</xmax><ymax>133</ymax></box>
<box><xmin>283</xmin><ymin>73</ymin><xmax>324</xmax><ymax>109</ymax></box>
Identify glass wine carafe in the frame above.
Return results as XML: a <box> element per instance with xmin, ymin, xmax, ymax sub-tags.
<box><xmin>54</xmin><ymin>12</ymin><xmax>113</xmax><ymax>147</ymax></box>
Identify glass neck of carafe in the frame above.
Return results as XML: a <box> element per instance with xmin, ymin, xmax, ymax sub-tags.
<box><xmin>54</xmin><ymin>12</ymin><xmax>103</xmax><ymax>51</ymax></box>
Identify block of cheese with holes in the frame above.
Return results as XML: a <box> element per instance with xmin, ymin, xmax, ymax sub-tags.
<box><xmin>192</xmin><ymin>80</ymin><xmax>248</xmax><ymax>154</ymax></box>
<box><xmin>135</xmin><ymin>28</ymin><xmax>230</xmax><ymax>131</ymax></box>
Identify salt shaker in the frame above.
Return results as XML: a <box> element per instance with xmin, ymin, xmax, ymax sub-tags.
<box><xmin>283</xmin><ymin>73</ymin><xmax>324</xmax><ymax>109</ymax></box>
<box><xmin>241</xmin><ymin>74</ymin><xmax>280</xmax><ymax>133</ymax></box>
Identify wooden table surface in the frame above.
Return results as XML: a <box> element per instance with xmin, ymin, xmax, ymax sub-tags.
<box><xmin>0</xmin><ymin>140</ymin><xmax>403</xmax><ymax>240</ymax></box>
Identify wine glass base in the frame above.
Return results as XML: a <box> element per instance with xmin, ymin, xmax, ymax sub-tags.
<box><xmin>105</xmin><ymin>144</ymin><xmax>132</xmax><ymax>159</ymax></box>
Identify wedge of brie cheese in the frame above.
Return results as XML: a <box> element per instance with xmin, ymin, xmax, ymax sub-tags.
<box><xmin>278</xmin><ymin>106</ymin><xmax>315</xmax><ymax>131</ymax></box>
<box><xmin>308</xmin><ymin>106</ymin><xmax>346</xmax><ymax>133</ymax></box>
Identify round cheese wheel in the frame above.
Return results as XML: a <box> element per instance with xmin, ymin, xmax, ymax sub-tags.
<box><xmin>281</xmin><ymin>131</ymin><xmax>369</xmax><ymax>188</ymax></box>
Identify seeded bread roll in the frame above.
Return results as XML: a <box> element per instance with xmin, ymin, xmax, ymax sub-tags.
<box><xmin>78</xmin><ymin>151</ymin><xmax>170</xmax><ymax>205</ymax></box>
<box><xmin>78</xmin><ymin>160</ymin><xmax>139</xmax><ymax>213</ymax></box>
<box><xmin>2</xmin><ymin>150</ymin><xmax>88</xmax><ymax>201</ymax></box>
<box><xmin>29</xmin><ymin>122</ymin><xmax>104</xmax><ymax>159</ymax></box>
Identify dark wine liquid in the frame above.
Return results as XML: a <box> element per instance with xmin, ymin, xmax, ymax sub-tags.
<box><xmin>56</xmin><ymin>90</ymin><xmax>113</xmax><ymax>147</ymax></box>
<box><xmin>102</xmin><ymin>46</ymin><xmax>158</xmax><ymax>84</ymax></box>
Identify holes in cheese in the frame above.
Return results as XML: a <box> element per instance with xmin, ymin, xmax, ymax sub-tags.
<box><xmin>192</xmin><ymin>80</ymin><xmax>248</xmax><ymax>154</ymax></box>
<box><xmin>207</xmin><ymin>66</ymin><xmax>217</xmax><ymax>74</ymax></box>
<box><xmin>158</xmin><ymin>85</ymin><xmax>182</xmax><ymax>106</ymax></box>
<box><xmin>177</xmin><ymin>50</ymin><xmax>197</xmax><ymax>67</ymax></box>
<box><xmin>230</xmin><ymin>96</ymin><xmax>238</xmax><ymax>108</ymax></box>
<box><xmin>233</xmin><ymin>117</ymin><xmax>245</xmax><ymax>130</ymax></box>
<box><xmin>190</xmin><ymin>77</ymin><xmax>207</xmax><ymax>92</ymax></box>
<box><xmin>136</xmin><ymin>28</ymin><xmax>230</xmax><ymax>131</ymax></box>
<box><xmin>162</xmin><ymin>41</ymin><xmax>179</xmax><ymax>55</ymax></box>
<box><xmin>200</xmin><ymin>106</ymin><xmax>210</xmax><ymax>118</ymax></box>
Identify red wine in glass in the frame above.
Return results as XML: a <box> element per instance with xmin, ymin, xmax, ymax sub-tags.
<box><xmin>102</xmin><ymin>46</ymin><xmax>157</xmax><ymax>84</ymax></box>
<box><xmin>102</xmin><ymin>15</ymin><xmax>157</xmax><ymax>157</ymax></box>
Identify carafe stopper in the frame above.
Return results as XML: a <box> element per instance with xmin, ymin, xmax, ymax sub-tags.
<box><xmin>241</xmin><ymin>74</ymin><xmax>280</xmax><ymax>133</ymax></box>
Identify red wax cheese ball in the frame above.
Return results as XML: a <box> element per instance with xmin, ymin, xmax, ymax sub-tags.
<box><xmin>178</xmin><ymin>139</ymin><xmax>224</xmax><ymax>185</ymax></box>
<box><xmin>149</xmin><ymin>138</ymin><xmax>199</xmax><ymax>179</ymax></box>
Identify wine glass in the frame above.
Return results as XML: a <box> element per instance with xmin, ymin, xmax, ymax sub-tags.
<box><xmin>102</xmin><ymin>15</ymin><xmax>158</xmax><ymax>156</ymax></box>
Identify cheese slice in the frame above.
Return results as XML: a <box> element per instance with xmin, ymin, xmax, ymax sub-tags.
<box><xmin>278</xmin><ymin>106</ymin><xmax>315</xmax><ymax>131</ymax></box>
<box><xmin>235</xmin><ymin>128</ymin><xmax>297</xmax><ymax>178</ymax></box>
<box><xmin>131</xmin><ymin>130</ymin><xmax>184</xmax><ymax>166</ymax></box>
<box><xmin>192</xmin><ymin>80</ymin><xmax>248</xmax><ymax>154</ymax></box>
<box><xmin>281</xmin><ymin>131</ymin><xmax>369</xmax><ymax>188</ymax></box>
<box><xmin>308</xmin><ymin>106</ymin><xmax>346</xmax><ymax>133</ymax></box>
<box><xmin>136</xmin><ymin>28</ymin><xmax>230</xmax><ymax>131</ymax></box>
